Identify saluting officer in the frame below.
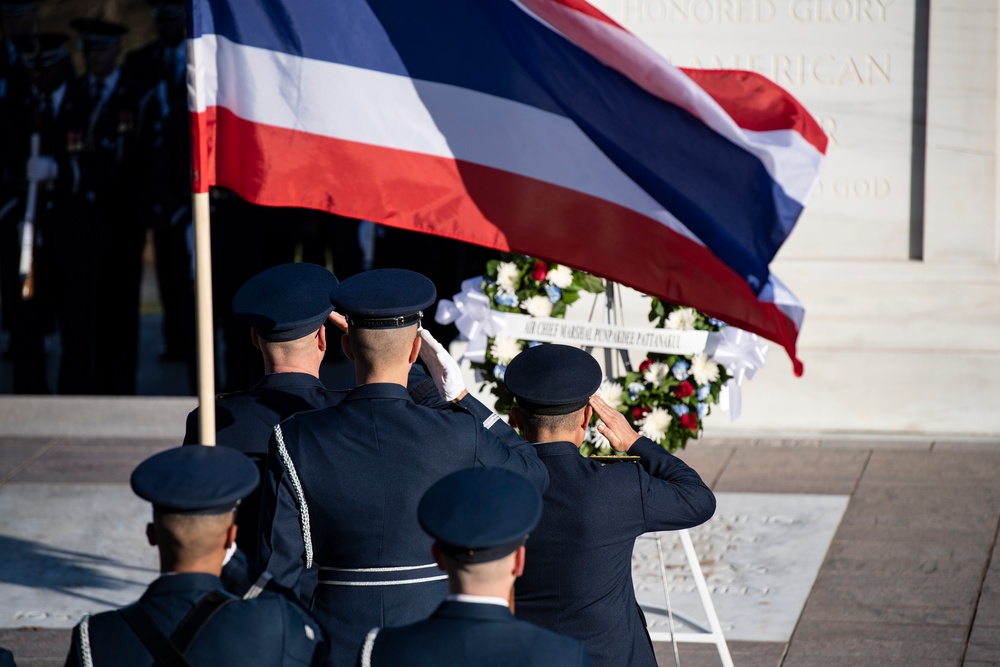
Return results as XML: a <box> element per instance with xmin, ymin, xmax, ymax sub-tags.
<box><xmin>258</xmin><ymin>268</ymin><xmax>547</xmax><ymax>667</ymax></box>
<box><xmin>183</xmin><ymin>262</ymin><xmax>452</xmax><ymax>568</ymax></box>
<box><xmin>360</xmin><ymin>467</ymin><xmax>592</xmax><ymax>667</ymax></box>
<box><xmin>65</xmin><ymin>445</ymin><xmax>326</xmax><ymax>667</ymax></box>
<box><xmin>69</xmin><ymin>18</ymin><xmax>145</xmax><ymax>395</ymax></box>
<box><xmin>504</xmin><ymin>344</ymin><xmax>717</xmax><ymax>667</ymax></box>
<box><xmin>183</xmin><ymin>262</ymin><xmax>343</xmax><ymax>566</ymax></box>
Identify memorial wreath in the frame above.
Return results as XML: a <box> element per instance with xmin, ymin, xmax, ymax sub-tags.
<box><xmin>436</xmin><ymin>254</ymin><xmax>765</xmax><ymax>455</ymax></box>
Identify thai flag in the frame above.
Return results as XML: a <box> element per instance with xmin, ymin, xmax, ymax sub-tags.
<box><xmin>188</xmin><ymin>0</ymin><xmax>826</xmax><ymax>374</ymax></box>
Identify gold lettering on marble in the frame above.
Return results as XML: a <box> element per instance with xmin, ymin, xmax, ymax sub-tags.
<box><xmin>789</xmin><ymin>0</ymin><xmax>895</xmax><ymax>23</ymax></box>
<box><xmin>685</xmin><ymin>53</ymin><xmax>890</xmax><ymax>85</ymax></box>
<box><xmin>623</xmin><ymin>0</ymin><xmax>777</xmax><ymax>24</ymax></box>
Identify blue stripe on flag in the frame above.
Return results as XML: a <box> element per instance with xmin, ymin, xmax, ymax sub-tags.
<box><xmin>194</xmin><ymin>0</ymin><xmax>805</xmax><ymax>295</ymax></box>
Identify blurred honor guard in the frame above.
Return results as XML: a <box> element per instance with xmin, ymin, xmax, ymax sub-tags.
<box><xmin>505</xmin><ymin>345</ymin><xmax>717</xmax><ymax>667</ymax></box>
<box><xmin>69</xmin><ymin>17</ymin><xmax>145</xmax><ymax>394</ymax></box>
<box><xmin>64</xmin><ymin>445</ymin><xmax>325</xmax><ymax>667</ymax></box>
<box><xmin>259</xmin><ymin>268</ymin><xmax>548</xmax><ymax>667</ymax></box>
<box><xmin>127</xmin><ymin>0</ymin><xmax>195</xmax><ymax>374</ymax></box>
<box><xmin>361</xmin><ymin>467</ymin><xmax>592</xmax><ymax>667</ymax></box>
<box><xmin>1</xmin><ymin>32</ymin><xmax>84</xmax><ymax>393</ymax></box>
<box><xmin>183</xmin><ymin>262</ymin><xmax>342</xmax><ymax>565</ymax></box>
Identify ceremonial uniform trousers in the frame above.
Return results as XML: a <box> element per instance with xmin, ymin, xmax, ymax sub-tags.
<box><xmin>259</xmin><ymin>382</ymin><xmax>548</xmax><ymax>667</ymax></box>
<box><xmin>183</xmin><ymin>367</ymin><xmax>445</xmax><ymax>568</ymax></box>
<box><xmin>515</xmin><ymin>437</ymin><xmax>716</xmax><ymax>667</ymax></box>
<box><xmin>64</xmin><ymin>572</ymin><xmax>325</xmax><ymax>667</ymax></box>
<box><xmin>362</xmin><ymin>599</ymin><xmax>593</xmax><ymax>667</ymax></box>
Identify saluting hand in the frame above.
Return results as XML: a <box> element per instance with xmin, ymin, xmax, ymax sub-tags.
<box><xmin>589</xmin><ymin>395</ymin><xmax>641</xmax><ymax>453</ymax></box>
<box><xmin>418</xmin><ymin>328</ymin><xmax>467</xmax><ymax>401</ymax></box>
<box><xmin>328</xmin><ymin>311</ymin><xmax>348</xmax><ymax>333</ymax></box>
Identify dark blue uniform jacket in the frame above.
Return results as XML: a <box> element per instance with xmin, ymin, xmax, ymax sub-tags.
<box><xmin>259</xmin><ymin>382</ymin><xmax>547</xmax><ymax>667</ymax></box>
<box><xmin>364</xmin><ymin>599</ymin><xmax>592</xmax><ymax>667</ymax></box>
<box><xmin>514</xmin><ymin>437</ymin><xmax>716</xmax><ymax>667</ymax></box>
<box><xmin>64</xmin><ymin>572</ymin><xmax>324</xmax><ymax>666</ymax></box>
<box><xmin>183</xmin><ymin>367</ymin><xmax>445</xmax><ymax>566</ymax></box>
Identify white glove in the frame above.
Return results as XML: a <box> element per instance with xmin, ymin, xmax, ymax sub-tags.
<box><xmin>26</xmin><ymin>155</ymin><xmax>58</xmax><ymax>183</ymax></box>
<box><xmin>222</xmin><ymin>540</ymin><xmax>238</xmax><ymax>567</ymax></box>
<box><xmin>418</xmin><ymin>328</ymin><xmax>466</xmax><ymax>402</ymax></box>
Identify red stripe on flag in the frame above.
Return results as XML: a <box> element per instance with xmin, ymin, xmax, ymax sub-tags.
<box><xmin>194</xmin><ymin>106</ymin><xmax>803</xmax><ymax>373</ymax></box>
<box><xmin>680</xmin><ymin>68</ymin><xmax>828</xmax><ymax>154</ymax></box>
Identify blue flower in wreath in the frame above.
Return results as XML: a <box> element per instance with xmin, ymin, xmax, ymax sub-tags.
<box><xmin>545</xmin><ymin>283</ymin><xmax>562</xmax><ymax>303</ymax></box>
<box><xmin>697</xmin><ymin>384</ymin><xmax>711</xmax><ymax>401</ymax></box>
<box><xmin>495</xmin><ymin>290</ymin><xmax>519</xmax><ymax>307</ymax></box>
<box><xmin>627</xmin><ymin>382</ymin><xmax>644</xmax><ymax>400</ymax></box>
<box><xmin>493</xmin><ymin>364</ymin><xmax>507</xmax><ymax>381</ymax></box>
<box><xmin>671</xmin><ymin>360</ymin><xmax>690</xmax><ymax>381</ymax></box>
<box><xmin>697</xmin><ymin>403</ymin><xmax>708</xmax><ymax>418</ymax></box>
<box><xmin>671</xmin><ymin>404</ymin><xmax>689</xmax><ymax>416</ymax></box>
<box><xmin>708</xmin><ymin>317</ymin><xmax>726</xmax><ymax>328</ymax></box>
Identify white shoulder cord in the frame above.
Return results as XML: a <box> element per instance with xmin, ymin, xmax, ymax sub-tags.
<box><xmin>360</xmin><ymin>627</ymin><xmax>381</xmax><ymax>667</ymax></box>
<box><xmin>79</xmin><ymin>615</ymin><xmax>94</xmax><ymax>667</ymax></box>
<box><xmin>274</xmin><ymin>424</ymin><xmax>314</xmax><ymax>568</ymax></box>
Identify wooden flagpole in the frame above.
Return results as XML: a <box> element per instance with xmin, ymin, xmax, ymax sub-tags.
<box><xmin>193</xmin><ymin>190</ymin><xmax>216</xmax><ymax>445</ymax></box>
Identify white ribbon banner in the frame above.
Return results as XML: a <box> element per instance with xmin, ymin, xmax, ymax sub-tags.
<box><xmin>501</xmin><ymin>313</ymin><xmax>709</xmax><ymax>355</ymax></box>
<box><xmin>435</xmin><ymin>279</ymin><xmax>768</xmax><ymax>421</ymax></box>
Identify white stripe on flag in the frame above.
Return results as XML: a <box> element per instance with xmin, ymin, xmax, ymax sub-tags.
<box><xmin>189</xmin><ymin>34</ymin><xmax>705</xmax><ymax>246</ymax></box>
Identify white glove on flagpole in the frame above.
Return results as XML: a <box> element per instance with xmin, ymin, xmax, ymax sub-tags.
<box><xmin>26</xmin><ymin>155</ymin><xmax>58</xmax><ymax>183</ymax></box>
<box><xmin>418</xmin><ymin>328</ymin><xmax>466</xmax><ymax>402</ymax></box>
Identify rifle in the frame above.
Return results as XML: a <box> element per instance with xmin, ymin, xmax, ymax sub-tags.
<box><xmin>17</xmin><ymin>132</ymin><xmax>40</xmax><ymax>300</ymax></box>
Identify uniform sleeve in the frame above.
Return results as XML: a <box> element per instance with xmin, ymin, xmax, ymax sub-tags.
<box><xmin>470</xmin><ymin>414</ymin><xmax>549</xmax><ymax>494</ymax></box>
<box><xmin>405</xmin><ymin>363</ymin><xmax>447</xmax><ymax>408</ymax></box>
<box><xmin>258</xmin><ymin>421</ymin><xmax>309</xmax><ymax>593</ymax></box>
<box><xmin>63</xmin><ymin>623</ymin><xmax>83</xmax><ymax>667</ymax></box>
<box><xmin>629</xmin><ymin>436</ymin><xmax>716</xmax><ymax>532</ymax></box>
<box><xmin>277</xmin><ymin>597</ymin><xmax>327</xmax><ymax>667</ymax></box>
<box><xmin>182</xmin><ymin>408</ymin><xmax>198</xmax><ymax>445</ymax></box>
<box><xmin>455</xmin><ymin>393</ymin><xmax>525</xmax><ymax>450</ymax></box>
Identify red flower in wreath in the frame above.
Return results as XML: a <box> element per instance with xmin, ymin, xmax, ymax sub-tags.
<box><xmin>632</xmin><ymin>407</ymin><xmax>649</xmax><ymax>420</ymax></box>
<box><xmin>673</xmin><ymin>381</ymin><xmax>694</xmax><ymax>398</ymax></box>
<box><xmin>680</xmin><ymin>413</ymin><xmax>699</xmax><ymax>431</ymax></box>
<box><xmin>639</xmin><ymin>358</ymin><xmax>653</xmax><ymax>372</ymax></box>
<box><xmin>531</xmin><ymin>261</ymin><xmax>548</xmax><ymax>281</ymax></box>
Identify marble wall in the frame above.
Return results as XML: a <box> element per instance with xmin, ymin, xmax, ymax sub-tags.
<box><xmin>589</xmin><ymin>0</ymin><xmax>1000</xmax><ymax>435</ymax></box>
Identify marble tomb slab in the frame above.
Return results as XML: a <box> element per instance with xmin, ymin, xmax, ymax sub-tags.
<box><xmin>0</xmin><ymin>484</ymin><xmax>158</xmax><ymax>628</ymax></box>
<box><xmin>633</xmin><ymin>492</ymin><xmax>849</xmax><ymax>642</ymax></box>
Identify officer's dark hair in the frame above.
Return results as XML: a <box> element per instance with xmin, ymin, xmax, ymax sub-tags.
<box><xmin>152</xmin><ymin>509</ymin><xmax>235</xmax><ymax>559</ymax></box>
<box><xmin>348</xmin><ymin>323</ymin><xmax>419</xmax><ymax>366</ymax></box>
<box><xmin>513</xmin><ymin>406</ymin><xmax>585</xmax><ymax>435</ymax></box>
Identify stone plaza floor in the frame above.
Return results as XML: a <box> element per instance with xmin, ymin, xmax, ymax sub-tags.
<box><xmin>0</xmin><ymin>397</ymin><xmax>998</xmax><ymax>666</ymax></box>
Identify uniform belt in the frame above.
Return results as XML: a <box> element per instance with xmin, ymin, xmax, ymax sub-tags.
<box><xmin>317</xmin><ymin>563</ymin><xmax>447</xmax><ymax>586</ymax></box>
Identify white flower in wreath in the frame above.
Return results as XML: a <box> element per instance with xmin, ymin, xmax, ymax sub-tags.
<box><xmin>490</xmin><ymin>335</ymin><xmax>523</xmax><ymax>365</ymax></box>
<box><xmin>546</xmin><ymin>264</ymin><xmax>574</xmax><ymax>289</ymax></box>
<box><xmin>522</xmin><ymin>295</ymin><xmax>554</xmax><ymax>318</ymax></box>
<box><xmin>642</xmin><ymin>361</ymin><xmax>669</xmax><ymax>387</ymax></box>
<box><xmin>690</xmin><ymin>353</ymin><xmax>720</xmax><ymax>385</ymax></box>
<box><xmin>497</xmin><ymin>261</ymin><xmax>519</xmax><ymax>292</ymax></box>
<box><xmin>596</xmin><ymin>380</ymin><xmax>624</xmax><ymax>409</ymax></box>
<box><xmin>665</xmin><ymin>307</ymin><xmax>698</xmax><ymax>331</ymax></box>
<box><xmin>587</xmin><ymin>423</ymin><xmax>611</xmax><ymax>451</ymax></box>
<box><xmin>638</xmin><ymin>407</ymin><xmax>673</xmax><ymax>442</ymax></box>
